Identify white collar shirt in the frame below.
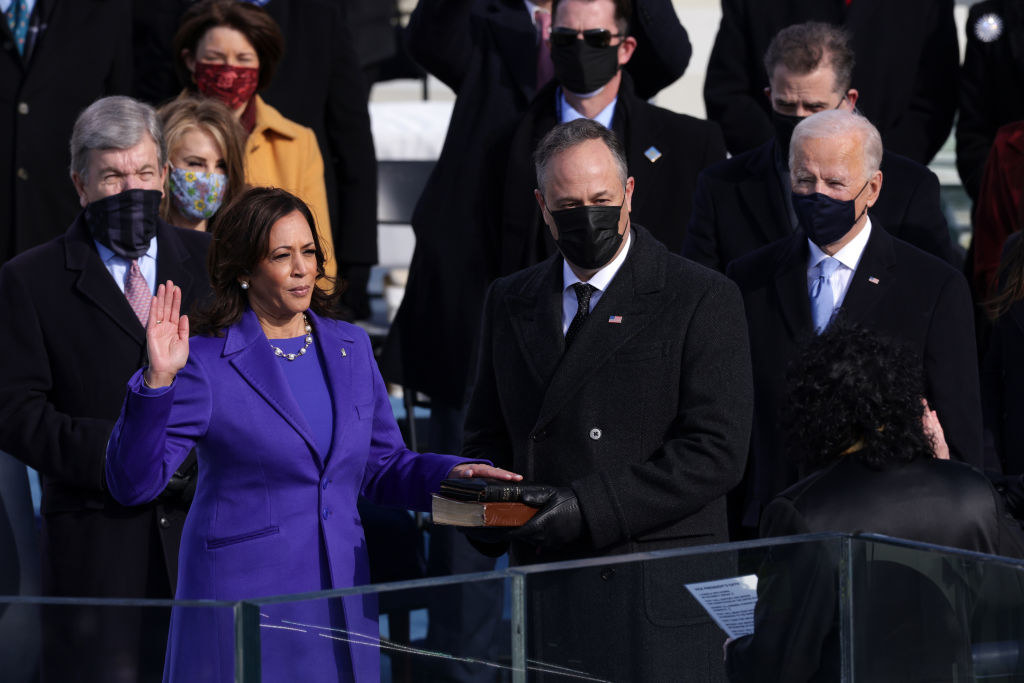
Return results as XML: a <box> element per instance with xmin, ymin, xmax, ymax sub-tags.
<box><xmin>806</xmin><ymin>216</ymin><xmax>873</xmax><ymax>310</ymax></box>
<box><xmin>561</xmin><ymin>229</ymin><xmax>631</xmax><ymax>333</ymax></box>
<box><xmin>94</xmin><ymin>236</ymin><xmax>159</xmax><ymax>297</ymax></box>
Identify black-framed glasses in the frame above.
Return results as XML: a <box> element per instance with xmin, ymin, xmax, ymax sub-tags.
<box><xmin>550</xmin><ymin>26</ymin><xmax>625</xmax><ymax>49</ymax></box>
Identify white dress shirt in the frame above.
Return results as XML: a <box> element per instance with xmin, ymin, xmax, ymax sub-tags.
<box><xmin>561</xmin><ymin>230</ymin><xmax>631</xmax><ymax>333</ymax></box>
<box><xmin>94</xmin><ymin>237</ymin><xmax>158</xmax><ymax>297</ymax></box>
<box><xmin>806</xmin><ymin>217</ymin><xmax>873</xmax><ymax>310</ymax></box>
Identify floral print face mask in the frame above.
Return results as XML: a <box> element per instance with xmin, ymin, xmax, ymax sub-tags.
<box><xmin>168</xmin><ymin>167</ymin><xmax>227</xmax><ymax>221</ymax></box>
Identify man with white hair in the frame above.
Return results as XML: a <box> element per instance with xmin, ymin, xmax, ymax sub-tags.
<box><xmin>727</xmin><ymin>109</ymin><xmax>981</xmax><ymax>534</ymax></box>
<box><xmin>0</xmin><ymin>96</ymin><xmax>211</xmax><ymax>681</ymax></box>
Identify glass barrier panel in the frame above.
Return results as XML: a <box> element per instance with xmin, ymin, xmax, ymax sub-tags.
<box><xmin>848</xmin><ymin>535</ymin><xmax>1024</xmax><ymax>683</ymax></box>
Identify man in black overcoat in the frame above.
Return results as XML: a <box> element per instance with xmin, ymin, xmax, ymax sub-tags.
<box><xmin>381</xmin><ymin>4</ymin><xmax>694</xmax><ymax>676</ymax></box>
<box><xmin>685</xmin><ymin>21</ymin><xmax>957</xmax><ymax>274</ymax></box>
<box><xmin>462</xmin><ymin>119</ymin><xmax>753</xmax><ymax>681</ymax></box>
<box><xmin>385</xmin><ymin>0</ymin><xmax>693</xmax><ymax>414</ymax></box>
<box><xmin>0</xmin><ymin>96</ymin><xmax>211</xmax><ymax>682</ymax></box>
<box><xmin>703</xmin><ymin>0</ymin><xmax>959</xmax><ymax>164</ymax></box>
<box><xmin>727</xmin><ymin>109</ymin><xmax>982</xmax><ymax>534</ymax></box>
<box><xmin>1</xmin><ymin>0</ymin><xmax>132</xmax><ymax>266</ymax></box>
<box><xmin>499</xmin><ymin>0</ymin><xmax>726</xmax><ymax>276</ymax></box>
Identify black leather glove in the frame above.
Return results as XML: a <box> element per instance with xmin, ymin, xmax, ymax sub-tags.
<box><xmin>510</xmin><ymin>486</ymin><xmax>583</xmax><ymax>550</ymax></box>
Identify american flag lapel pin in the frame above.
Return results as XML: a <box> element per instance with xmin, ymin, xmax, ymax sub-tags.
<box><xmin>608</xmin><ymin>315</ymin><xmax>623</xmax><ymax>324</ymax></box>
<box><xmin>868</xmin><ymin>276</ymin><xmax>880</xmax><ymax>285</ymax></box>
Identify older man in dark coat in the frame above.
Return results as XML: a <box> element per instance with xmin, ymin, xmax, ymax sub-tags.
<box><xmin>0</xmin><ymin>96</ymin><xmax>211</xmax><ymax>683</ymax></box>
<box><xmin>685</xmin><ymin>22</ymin><xmax>956</xmax><ymax>275</ymax></box>
<box><xmin>728</xmin><ymin>110</ymin><xmax>982</xmax><ymax>534</ymax></box>
<box><xmin>463</xmin><ymin>119</ymin><xmax>753</xmax><ymax>681</ymax></box>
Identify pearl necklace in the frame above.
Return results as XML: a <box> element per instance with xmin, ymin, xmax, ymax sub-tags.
<box><xmin>269</xmin><ymin>314</ymin><xmax>313</xmax><ymax>361</ymax></box>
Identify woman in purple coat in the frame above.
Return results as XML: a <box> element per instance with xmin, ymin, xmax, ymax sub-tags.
<box><xmin>105</xmin><ymin>187</ymin><xmax>519</xmax><ymax>682</ymax></box>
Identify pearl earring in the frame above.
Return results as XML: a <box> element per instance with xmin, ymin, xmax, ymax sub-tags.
<box><xmin>240</xmin><ymin>281</ymin><xmax>249</xmax><ymax>290</ymax></box>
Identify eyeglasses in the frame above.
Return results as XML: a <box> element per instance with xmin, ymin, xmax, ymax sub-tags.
<box><xmin>549</xmin><ymin>26</ymin><xmax>625</xmax><ymax>49</ymax></box>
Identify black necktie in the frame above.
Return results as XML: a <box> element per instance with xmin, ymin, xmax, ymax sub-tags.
<box><xmin>565</xmin><ymin>282</ymin><xmax>595</xmax><ymax>348</ymax></box>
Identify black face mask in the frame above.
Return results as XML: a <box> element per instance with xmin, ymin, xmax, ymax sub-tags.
<box><xmin>550</xmin><ymin>204</ymin><xmax>624</xmax><ymax>270</ymax></box>
<box><xmin>551</xmin><ymin>39</ymin><xmax>620</xmax><ymax>95</ymax></box>
<box><xmin>771</xmin><ymin>110</ymin><xmax>804</xmax><ymax>160</ymax></box>
<box><xmin>792</xmin><ymin>179</ymin><xmax>870</xmax><ymax>247</ymax></box>
<box><xmin>84</xmin><ymin>189</ymin><xmax>162</xmax><ymax>259</ymax></box>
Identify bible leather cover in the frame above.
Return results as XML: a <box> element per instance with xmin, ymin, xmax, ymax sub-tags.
<box><xmin>431</xmin><ymin>494</ymin><xmax>538</xmax><ymax>527</ymax></box>
<box><xmin>437</xmin><ymin>478</ymin><xmax>544</xmax><ymax>503</ymax></box>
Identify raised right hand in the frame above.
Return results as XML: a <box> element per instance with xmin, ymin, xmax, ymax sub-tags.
<box><xmin>144</xmin><ymin>280</ymin><xmax>189</xmax><ymax>388</ymax></box>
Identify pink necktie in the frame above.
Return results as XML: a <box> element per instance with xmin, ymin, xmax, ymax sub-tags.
<box><xmin>125</xmin><ymin>259</ymin><xmax>151</xmax><ymax>326</ymax></box>
<box><xmin>535</xmin><ymin>9</ymin><xmax>553</xmax><ymax>90</ymax></box>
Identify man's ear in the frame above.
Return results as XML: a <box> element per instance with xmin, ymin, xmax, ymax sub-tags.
<box><xmin>536</xmin><ymin>189</ymin><xmax>558</xmax><ymax>240</ymax></box>
<box><xmin>71</xmin><ymin>172</ymin><xmax>89</xmax><ymax>208</ymax></box>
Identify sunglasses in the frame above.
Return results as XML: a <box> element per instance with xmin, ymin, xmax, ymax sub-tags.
<box><xmin>549</xmin><ymin>26</ymin><xmax>626</xmax><ymax>49</ymax></box>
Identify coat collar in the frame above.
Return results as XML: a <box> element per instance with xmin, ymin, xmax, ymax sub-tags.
<box><xmin>65</xmin><ymin>215</ymin><xmax>199</xmax><ymax>346</ymax></box>
<box><xmin>506</xmin><ymin>225</ymin><xmax>665</xmax><ymax>428</ymax></box>
<box><xmin>223</xmin><ymin>309</ymin><xmax>357</xmax><ymax>469</ymax></box>
<box><xmin>772</xmin><ymin>221</ymin><xmax>895</xmax><ymax>340</ymax></box>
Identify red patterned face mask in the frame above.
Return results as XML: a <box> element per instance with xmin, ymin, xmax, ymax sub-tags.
<box><xmin>194</xmin><ymin>62</ymin><xmax>259</xmax><ymax>110</ymax></box>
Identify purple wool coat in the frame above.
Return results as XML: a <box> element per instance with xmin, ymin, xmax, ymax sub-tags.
<box><xmin>106</xmin><ymin>309</ymin><xmax>467</xmax><ymax>682</ymax></box>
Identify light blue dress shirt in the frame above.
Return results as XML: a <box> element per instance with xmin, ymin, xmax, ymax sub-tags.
<box><xmin>94</xmin><ymin>237</ymin><xmax>158</xmax><ymax>296</ymax></box>
<box><xmin>0</xmin><ymin>0</ymin><xmax>37</xmax><ymax>15</ymax></box>
<box><xmin>558</xmin><ymin>88</ymin><xmax>618</xmax><ymax>128</ymax></box>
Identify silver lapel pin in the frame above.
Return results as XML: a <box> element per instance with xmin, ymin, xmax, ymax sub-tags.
<box><xmin>341</xmin><ymin>348</ymin><xmax>347</xmax><ymax>357</ymax></box>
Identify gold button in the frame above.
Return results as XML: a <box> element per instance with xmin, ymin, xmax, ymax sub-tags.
<box><xmin>17</xmin><ymin>102</ymin><xmax>28</xmax><ymax>115</ymax></box>
<box><xmin>16</xmin><ymin>167</ymin><xmax>28</xmax><ymax>181</ymax></box>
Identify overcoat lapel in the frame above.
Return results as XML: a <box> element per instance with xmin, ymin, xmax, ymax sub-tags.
<box><xmin>773</xmin><ymin>234</ymin><xmax>814</xmax><ymax>340</ymax></box>
<box><xmin>225</xmin><ymin>309</ymin><xmax>323</xmax><ymax>467</ymax></box>
<box><xmin>836</xmin><ymin>222</ymin><xmax>896</xmax><ymax>325</ymax></box>
<box><xmin>534</xmin><ymin>229</ymin><xmax>659</xmax><ymax>428</ymax></box>
<box><xmin>309</xmin><ymin>311</ymin><xmax>356</xmax><ymax>467</ymax></box>
<box><xmin>65</xmin><ymin>216</ymin><xmax>147</xmax><ymax>346</ymax></box>
<box><xmin>487</xmin><ymin>0</ymin><xmax>538</xmax><ymax>102</ymax></box>
<box><xmin>506</xmin><ymin>256</ymin><xmax>564</xmax><ymax>389</ymax></box>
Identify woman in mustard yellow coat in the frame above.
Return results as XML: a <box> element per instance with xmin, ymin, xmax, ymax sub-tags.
<box><xmin>172</xmin><ymin>0</ymin><xmax>336</xmax><ymax>280</ymax></box>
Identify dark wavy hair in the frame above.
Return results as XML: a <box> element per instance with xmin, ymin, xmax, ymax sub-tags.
<box><xmin>191</xmin><ymin>187</ymin><xmax>341</xmax><ymax>336</ymax></box>
<box><xmin>782</xmin><ymin>320</ymin><xmax>934</xmax><ymax>470</ymax></box>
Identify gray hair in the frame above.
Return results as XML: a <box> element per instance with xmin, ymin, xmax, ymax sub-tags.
<box><xmin>69</xmin><ymin>96</ymin><xmax>166</xmax><ymax>181</ymax></box>
<box><xmin>533</xmin><ymin>119</ymin><xmax>629</xmax><ymax>195</ymax></box>
<box><xmin>789</xmin><ymin>109</ymin><xmax>882</xmax><ymax>179</ymax></box>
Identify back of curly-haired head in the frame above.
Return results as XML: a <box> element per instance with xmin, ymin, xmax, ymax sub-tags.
<box><xmin>782</xmin><ymin>320</ymin><xmax>934</xmax><ymax>470</ymax></box>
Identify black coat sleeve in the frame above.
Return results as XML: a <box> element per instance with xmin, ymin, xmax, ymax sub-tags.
<box><xmin>703</xmin><ymin>0</ymin><xmax>773</xmax><ymax>155</ymax></box>
<box><xmin>924</xmin><ymin>270</ymin><xmax>983</xmax><ymax>467</ymax></box>
<box><xmin>324</xmin><ymin>6</ymin><xmax>378</xmax><ymax>268</ymax></box>
<box><xmin>683</xmin><ymin>170</ymin><xmax>725</xmax><ymax>272</ymax></box>
<box><xmin>883</xmin><ymin>0</ymin><xmax>959</xmax><ymax>164</ymax></box>
<box><xmin>627</xmin><ymin>0</ymin><xmax>692</xmax><ymax>99</ymax></box>
<box><xmin>892</xmin><ymin>165</ymin><xmax>958</xmax><ymax>267</ymax></box>
<box><xmin>407</xmin><ymin>0</ymin><xmax>477</xmax><ymax>93</ymax></box>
